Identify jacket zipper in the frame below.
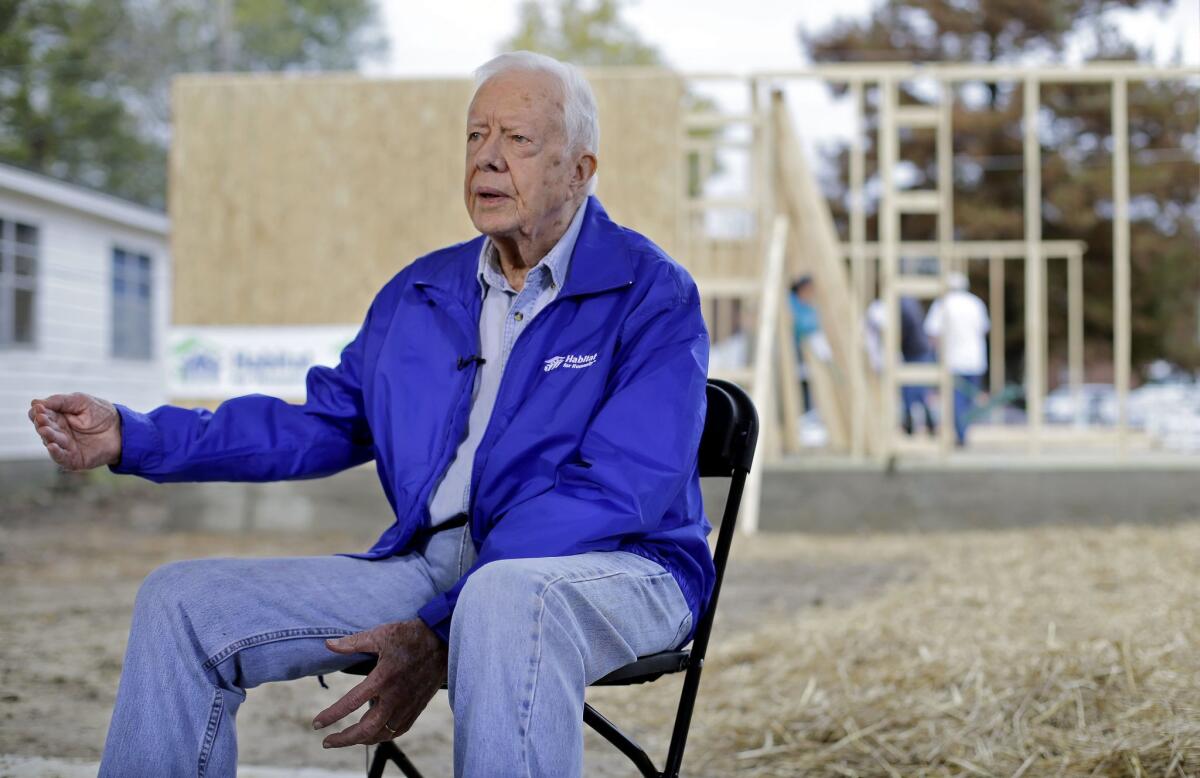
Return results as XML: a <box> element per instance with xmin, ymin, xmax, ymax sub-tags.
<box><xmin>410</xmin><ymin>291</ymin><xmax>482</xmax><ymax>536</ymax></box>
<box><xmin>465</xmin><ymin>297</ymin><xmax>563</xmax><ymax>532</ymax></box>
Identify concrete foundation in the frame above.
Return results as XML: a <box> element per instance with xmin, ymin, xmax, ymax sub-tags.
<box><xmin>752</xmin><ymin>465</ymin><xmax>1200</xmax><ymax>533</ymax></box>
<box><xmin>162</xmin><ymin>462</ymin><xmax>1200</xmax><ymax>535</ymax></box>
<box><xmin>6</xmin><ymin>458</ymin><xmax>1197</xmax><ymax>534</ymax></box>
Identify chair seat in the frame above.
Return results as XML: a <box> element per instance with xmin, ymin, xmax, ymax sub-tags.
<box><xmin>592</xmin><ymin>649</ymin><xmax>690</xmax><ymax>686</ymax></box>
<box><xmin>340</xmin><ymin>649</ymin><xmax>690</xmax><ymax>687</ymax></box>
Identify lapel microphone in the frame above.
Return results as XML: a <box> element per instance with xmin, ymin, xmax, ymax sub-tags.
<box><xmin>457</xmin><ymin>355</ymin><xmax>487</xmax><ymax>370</ymax></box>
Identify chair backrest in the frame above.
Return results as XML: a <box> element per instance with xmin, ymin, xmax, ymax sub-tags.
<box><xmin>691</xmin><ymin>378</ymin><xmax>758</xmax><ymax>650</ymax></box>
<box><xmin>698</xmin><ymin>379</ymin><xmax>759</xmax><ymax>478</ymax></box>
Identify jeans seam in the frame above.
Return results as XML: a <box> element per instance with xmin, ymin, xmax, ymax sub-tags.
<box><xmin>521</xmin><ymin>572</ymin><xmax>569</xmax><ymax>778</ymax></box>
<box><xmin>201</xmin><ymin>627</ymin><xmax>355</xmax><ymax>672</ymax></box>
<box><xmin>554</xmin><ymin>565</ymin><xmax>671</xmax><ymax>587</ymax></box>
<box><xmin>196</xmin><ymin>688</ymin><xmax>223</xmax><ymax>778</ymax></box>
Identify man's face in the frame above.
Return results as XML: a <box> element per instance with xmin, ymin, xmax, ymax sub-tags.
<box><xmin>464</xmin><ymin>69</ymin><xmax>591</xmax><ymax>240</ymax></box>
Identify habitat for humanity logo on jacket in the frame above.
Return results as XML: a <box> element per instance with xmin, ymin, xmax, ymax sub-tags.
<box><xmin>543</xmin><ymin>353</ymin><xmax>598</xmax><ymax>371</ymax></box>
<box><xmin>109</xmin><ymin>197</ymin><xmax>714</xmax><ymax>643</ymax></box>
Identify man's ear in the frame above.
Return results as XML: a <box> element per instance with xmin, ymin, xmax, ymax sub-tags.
<box><xmin>572</xmin><ymin>152</ymin><xmax>598</xmax><ymax>195</ymax></box>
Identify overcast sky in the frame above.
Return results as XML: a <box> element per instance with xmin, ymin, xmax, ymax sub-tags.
<box><xmin>371</xmin><ymin>0</ymin><xmax>1199</xmax><ymax>77</ymax></box>
<box><xmin>366</xmin><ymin>0</ymin><xmax>1199</xmax><ymax>209</ymax></box>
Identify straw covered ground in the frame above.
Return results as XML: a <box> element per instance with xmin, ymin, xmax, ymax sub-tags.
<box><xmin>1</xmin><ymin>482</ymin><xmax>1197</xmax><ymax>777</ymax></box>
<box><xmin>592</xmin><ymin>522</ymin><xmax>1200</xmax><ymax>777</ymax></box>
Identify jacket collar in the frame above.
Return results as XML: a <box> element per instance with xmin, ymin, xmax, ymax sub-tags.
<box><xmin>412</xmin><ymin>196</ymin><xmax>635</xmax><ymax>301</ymax></box>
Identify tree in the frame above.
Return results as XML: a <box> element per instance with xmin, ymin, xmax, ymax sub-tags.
<box><xmin>501</xmin><ymin>0</ymin><xmax>718</xmax><ymax>196</ymax></box>
<box><xmin>113</xmin><ymin>0</ymin><xmax>388</xmax><ymax>143</ymax></box>
<box><xmin>502</xmin><ymin>0</ymin><xmax>661</xmax><ymax>66</ymax></box>
<box><xmin>0</xmin><ymin>0</ymin><xmax>387</xmax><ymax>208</ymax></box>
<box><xmin>0</xmin><ymin>1</ymin><xmax>163</xmax><ymax>205</ymax></box>
<box><xmin>802</xmin><ymin>0</ymin><xmax>1200</xmax><ymax>381</ymax></box>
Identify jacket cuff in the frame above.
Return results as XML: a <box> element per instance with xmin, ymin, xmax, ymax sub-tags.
<box><xmin>417</xmin><ymin>595</ymin><xmax>453</xmax><ymax>643</ymax></box>
<box><xmin>108</xmin><ymin>404</ymin><xmax>163</xmax><ymax>474</ymax></box>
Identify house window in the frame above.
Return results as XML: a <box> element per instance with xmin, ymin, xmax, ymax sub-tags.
<box><xmin>0</xmin><ymin>217</ymin><xmax>38</xmax><ymax>347</ymax></box>
<box><xmin>112</xmin><ymin>247</ymin><xmax>153</xmax><ymax>360</ymax></box>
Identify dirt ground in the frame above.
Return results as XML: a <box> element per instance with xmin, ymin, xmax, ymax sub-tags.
<box><xmin>1</xmin><ymin>479</ymin><xmax>1197</xmax><ymax>776</ymax></box>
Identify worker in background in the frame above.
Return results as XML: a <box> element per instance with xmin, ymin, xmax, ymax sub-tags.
<box><xmin>789</xmin><ymin>274</ymin><xmax>822</xmax><ymax>410</ymax></box>
<box><xmin>924</xmin><ymin>271</ymin><xmax>991</xmax><ymax>447</ymax></box>
<box><xmin>864</xmin><ymin>296</ymin><xmax>937</xmax><ymax>437</ymax></box>
<box><xmin>899</xmin><ymin>296</ymin><xmax>937</xmax><ymax>437</ymax></box>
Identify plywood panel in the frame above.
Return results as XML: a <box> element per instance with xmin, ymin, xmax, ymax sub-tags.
<box><xmin>588</xmin><ymin>72</ymin><xmax>682</xmax><ymax>260</ymax></box>
<box><xmin>170</xmin><ymin>70</ymin><xmax>682</xmax><ymax>326</ymax></box>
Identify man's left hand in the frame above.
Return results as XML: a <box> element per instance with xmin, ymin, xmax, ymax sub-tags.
<box><xmin>312</xmin><ymin>619</ymin><xmax>448</xmax><ymax>748</ymax></box>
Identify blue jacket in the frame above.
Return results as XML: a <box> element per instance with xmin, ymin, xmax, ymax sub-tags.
<box><xmin>112</xmin><ymin>197</ymin><xmax>714</xmax><ymax>642</ymax></box>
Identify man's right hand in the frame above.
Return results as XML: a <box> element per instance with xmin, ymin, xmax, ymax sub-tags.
<box><xmin>28</xmin><ymin>393</ymin><xmax>123</xmax><ymax>471</ymax></box>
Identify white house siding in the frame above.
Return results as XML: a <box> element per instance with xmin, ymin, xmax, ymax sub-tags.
<box><xmin>0</xmin><ymin>176</ymin><xmax>170</xmax><ymax>461</ymax></box>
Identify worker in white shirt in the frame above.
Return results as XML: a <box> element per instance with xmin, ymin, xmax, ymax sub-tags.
<box><xmin>924</xmin><ymin>271</ymin><xmax>991</xmax><ymax>447</ymax></box>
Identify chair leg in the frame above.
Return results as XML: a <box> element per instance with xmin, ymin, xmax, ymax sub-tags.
<box><xmin>367</xmin><ymin>741</ymin><xmax>426</xmax><ymax>778</ymax></box>
<box><xmin>583</xmin><ymin>703</ymin><xmax>661</xmax><ymax>778</ymax></box>
<box><xmin>659</xmin><ymin>626</ymin><xmax>707</xmax><ymax>776</ymax></box>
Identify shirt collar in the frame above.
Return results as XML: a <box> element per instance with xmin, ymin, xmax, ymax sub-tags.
<box><xmin>477</xmin><ymin>198</ymin><xmax>588</xmax><ymax>294</ymax></box>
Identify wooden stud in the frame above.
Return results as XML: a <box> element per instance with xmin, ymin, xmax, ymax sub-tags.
<box><xmin>989</xmin><ymin>251</ymin><xmax>1006</xmax><ymax>423</ymax></box>
<box><xmin>1023</xmin><ymin>76</ymin><xmax>1044</xmax><ymax>453</ymax></box>
<box><xmin>848</xmin><ymin>79</ymin><xmax>868</xmax><ymax>460</ymax></box>
<box><xmin>1113</xmin><ymin>78</ymin><xmax>1131</xmax><ymax>454</ymax></box>
<box><xmin>879</xmin><ymin>77</ymin><xmax>900</xmax><ymax>460</ymax></box>
<box><xmin>1069</xmin><ymin>247</ymin><xmax>1085</xmax><ymax>428</ymax></box>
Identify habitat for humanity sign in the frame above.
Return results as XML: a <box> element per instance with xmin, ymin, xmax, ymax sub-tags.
<box><xmin>168</xmin><ymin>326</ymin><xmax>359</xmax><ymax>399</ymax></box>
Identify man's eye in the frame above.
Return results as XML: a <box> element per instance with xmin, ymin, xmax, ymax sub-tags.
<box><xmin>468</xmin><ymin>131</ymin><xmax>482</xmax><ymax>141</ymax></box>
<box><xmin>512</xmin><ymin>134</ymin><xmax>529</xmax><ymax>144</ymax></box>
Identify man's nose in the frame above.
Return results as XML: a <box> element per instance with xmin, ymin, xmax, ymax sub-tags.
<box><xmin>475</xmin><ymin>134</ymin><xmax>507</xmax><ymax>172</ymax></box>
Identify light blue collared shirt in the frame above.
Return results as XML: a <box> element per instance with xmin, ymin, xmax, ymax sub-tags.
<box><xmin>427</xmin><ymin>200</ymin><xmax>588</xmax><ymax>525</ymax></box>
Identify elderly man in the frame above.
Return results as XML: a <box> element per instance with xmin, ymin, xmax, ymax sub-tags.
<box><xmin>27</xmin><ymin>52</ymin><xmax>711</xmax><ymax>777</ymax></box>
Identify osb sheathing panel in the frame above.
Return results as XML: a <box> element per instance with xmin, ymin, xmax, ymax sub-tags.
<box><xmin>170</xmin><ymin>71</ymin><xmax>682</xmax><ymax>325</ymax></box>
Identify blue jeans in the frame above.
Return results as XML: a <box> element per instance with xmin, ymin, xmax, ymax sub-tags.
<box><xmin>900</xmin><ymin>384</ymin><xmax>934</xmax><ymax>435</ymax></box>
<box><xmin>98</xmin><ymin>525</ymin><xmax>693</xmax><ymax>778</ymax></box>
<box><xmin>899</xmin><ymin>352</ymin><xmax>936</xmax><ymax>436</ymax></box>
<box><xmin>954</xmin><ymin>373</ymin><xmax>984</xmax><ymax>446</ymax></box>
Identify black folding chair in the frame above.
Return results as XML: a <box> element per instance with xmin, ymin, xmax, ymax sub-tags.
<box><xmin>347</xmin><ymin>378</ymin><xmax>758</xmax><ymax>778</ymax></box>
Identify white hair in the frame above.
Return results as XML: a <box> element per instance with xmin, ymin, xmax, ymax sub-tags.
<box><xmin>473</xmin><ymin>51</ymin><xmax>600</xmax><ymax>193</ymax></box>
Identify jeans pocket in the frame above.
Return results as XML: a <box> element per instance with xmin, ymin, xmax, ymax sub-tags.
<box><xmin>671</xmin><ymin>612</ymin><xmax>694</xmax><ymax>650</ymax></box>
